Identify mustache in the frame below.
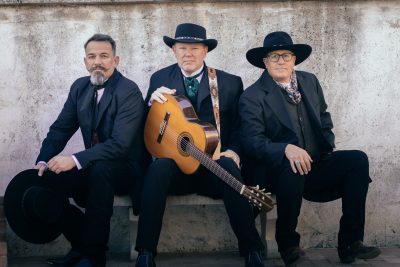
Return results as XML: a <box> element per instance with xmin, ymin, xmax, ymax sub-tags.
<box><xmin>90</xmin><ymin>66</ymin><xmax>106</xmax><ymax>72</ymax></box>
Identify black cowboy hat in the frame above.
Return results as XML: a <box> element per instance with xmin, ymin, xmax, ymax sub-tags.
<box><xmin>4</xmin><ymin>169</ymin><xmax>69</xmax><ymax>244</ymax></box>
<box><xmin>163</xmin><ymin>23</ymin><xmax>218</xmax><ymax>52</ymax></box>
<box><xmin>246</xmin><ymin>31</ymin><xmax>312</xmax><ymax>69</ymax></box>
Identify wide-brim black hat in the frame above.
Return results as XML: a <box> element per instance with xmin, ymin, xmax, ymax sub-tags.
<box><xmin>246</xmin><ymin>31</ymin><xmax>312</xmax><ymax>69</ymax></box>
<box><xmin>4</xmin><ymin>169</ymin><xmax>68</xmax><ymax>244</ymax></box>
<box><xmin>163</xmin><ymin>23</ymin><xmax>218</xmax><ymax>52</ymax></box>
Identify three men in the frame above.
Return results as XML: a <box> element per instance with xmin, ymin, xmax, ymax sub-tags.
<box><xmin>5</xmin><ymin>27</ymin><xmax>381</xmax><ymax>267</ymax></box>
<box><xmin>134</xmin><ymin>23</ymin><xmax>265</xmax><ymax>267</ymax></box>
<box><xmin>239</xmin><ymin>31</ymin><xmax>380</xmax><ymax>266</ymax></box>
<box><xmin>12</xmin><ymin>34</ymin><xmax>147</xmax><ymax>267</ymax></box>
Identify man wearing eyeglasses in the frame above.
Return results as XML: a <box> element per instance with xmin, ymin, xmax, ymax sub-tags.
<box><xmin>239</xmin><ymin>31</ymin><xmax>380</xmax><ymax>266</ymax></box>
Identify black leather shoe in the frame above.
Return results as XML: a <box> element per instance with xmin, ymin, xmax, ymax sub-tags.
<box><xmin>245</xmin><ymin>251</ymin><xmax>265</xmax><ymax>267</ymax></box>
<box><xmin>338</xmin><ymin>240</ymin><xmax>381</xmax><ymax>263</ymax></box>
<box><xmin>73</xmin><ymin>258</ymin><xmax>93</xmax><ymax>267</ymax></box>
<box><xmin>280</xmin><ymin>247</ymin><xmax>305</xmax><ymax>267</ymax></box>
<box><xmin>135</xmin><ymin>249</ymin><xmax>156</xmax><ymax>267</ymax></box>
<box><xmin>47</xmin><ymin>250</ymin><xmax>82</xmax><ymax>266</ymax></box>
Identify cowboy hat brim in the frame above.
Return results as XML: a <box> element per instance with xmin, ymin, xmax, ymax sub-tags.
<box><xmin>163</xmin><ymin>36</ymin><xmax>218</xmax><ymax>52</ymax></box>
<box><xmin>4</xmin><ymin>169</ymin><xmax>68</xmax><ymax>244</ymax></box>
<box><xmin>246</xmin><ymin>44</ymin><xmax>312</xmax><ymax>69</ymax></box>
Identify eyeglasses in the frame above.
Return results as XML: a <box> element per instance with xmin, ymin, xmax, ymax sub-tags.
<box><xmin>264</xmin><ymin>53</ymin><xmax>294</xmax><ymax>63</ymax></box>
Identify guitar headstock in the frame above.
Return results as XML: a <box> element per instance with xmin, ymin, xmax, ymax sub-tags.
<box><xmin>242</xmin><ymin>185</ymin><xmax>275</xmax><ymax>212</ymax></box>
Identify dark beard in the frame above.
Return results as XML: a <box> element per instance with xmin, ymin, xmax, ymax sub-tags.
<box><xmin>90</xmin><ymin>70</ymin><xmax>105</xmax><ymax>86</ymax></box>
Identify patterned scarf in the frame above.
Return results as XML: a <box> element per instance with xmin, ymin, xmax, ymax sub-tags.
<box><xmin>274</xmin><ymin>70</ymin><xmax>301</xmax><ymax>104</ymax></box>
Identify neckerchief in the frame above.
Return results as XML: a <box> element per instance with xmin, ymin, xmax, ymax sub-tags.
<box><xmin>274</xmin><ymin>70</ymin><xmax>301</xmax><ymax>104</ymax></box>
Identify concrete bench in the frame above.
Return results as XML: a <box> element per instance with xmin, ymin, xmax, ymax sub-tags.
<box><xmin>113</xmin><ymin>194</ymin><xmax>278</xmax><ymax>260</ymax></box>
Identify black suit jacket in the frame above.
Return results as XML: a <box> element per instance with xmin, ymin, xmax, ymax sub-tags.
<box><xmin>36</xmin><ymin>69</ymin><xmax>148</xmax><ymax>172</ymax></box>
<box><xmin>239</xmin><ymin>70</ymin><xmax>335</xmax><ymax>168</ymax></box>
<box><xmin>145</xmin><ymin>63</ymin><xmax>243</xmax><ymax>156</ymax></box>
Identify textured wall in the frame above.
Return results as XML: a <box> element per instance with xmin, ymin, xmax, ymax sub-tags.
<box><xmin>1</xmin><ymin>0</ymin><xmax>399</xmax><ymax>257</ymax></box>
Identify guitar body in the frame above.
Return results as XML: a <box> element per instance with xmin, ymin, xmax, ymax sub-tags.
<box><xmin>144</xmin><ymin>94</ymin><xmax>275</xmax><ymax>212</ymax></box>
<box><xmin>144</xmin><ymin>95</ymin><xmax>220</xmax><ymax>174</ymax></box>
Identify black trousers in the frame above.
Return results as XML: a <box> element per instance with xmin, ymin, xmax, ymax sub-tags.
<box><xmin>262</xmin><ymin>150</ymin><xmax>371</xmax><ymax>253</ymax></box>
<box><xmin>135</xmin><ymin>157</ymin><xmax>264</xmax><ymax>256</ymax></box>
<box><xmin>39</xmin><ymin>160</ymin><xmax>135</xmax><ymax>266</ymax></box>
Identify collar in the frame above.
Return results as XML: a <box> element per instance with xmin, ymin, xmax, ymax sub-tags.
<box><xmin>180</xmin><ymin>64</ymin><xmax>205</xmax><ymax>78</ymax></box>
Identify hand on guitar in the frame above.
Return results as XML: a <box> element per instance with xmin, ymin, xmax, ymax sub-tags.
<box><xmin>150</xmin><ymin>86</ymin><xmax>176</xmax><ymax>104</ymax></box>
<box><xmin>220</xmin><ymin>149</ymin><xmax>241</xmax><ymax>168</ymax></box>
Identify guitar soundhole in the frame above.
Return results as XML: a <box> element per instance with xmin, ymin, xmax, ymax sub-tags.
<box><xmin>178</xmin><ymin>133</ymin><xmax>193</xmax><ymax>156</ymax></box>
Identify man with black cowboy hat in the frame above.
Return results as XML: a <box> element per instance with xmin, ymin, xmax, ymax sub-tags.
<box><xmin>239</xmin><ymin>31</ymin><xmax>381</xmax><ymax>266</ymax></box>
<box><xmin>134</xmin><ymin>23</ymin><xmax>265</xmax><ymax>267</ymax></box>
<box><xmin>4</xmin><ymin>33</ymin><xmax>149</xmax><ymax>267</ymax></box>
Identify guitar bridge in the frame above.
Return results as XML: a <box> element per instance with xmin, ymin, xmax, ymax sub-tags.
<box><xmin>157</xmin><ymin>112</ymin><xmax>170</xmax><ymax>143</ymax></box>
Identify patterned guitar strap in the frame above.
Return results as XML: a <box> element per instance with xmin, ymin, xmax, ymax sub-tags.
<box><xmin>207</xmin><ymin>67</ymin><xmax>222</xmax><ymax>160</ymax></box>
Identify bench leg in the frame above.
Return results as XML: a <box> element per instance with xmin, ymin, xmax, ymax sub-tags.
<box><xmin>129</xmin><ymin>208</ymin><xmax>138</xmax><ymax>260</ymax></box>
<box><xmin>259</xmin><ymin>209</ymin><xmax>279</xmax><ymax>259</ymax></box>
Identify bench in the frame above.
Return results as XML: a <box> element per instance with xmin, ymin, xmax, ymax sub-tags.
<box><xmin>113</xmin><ymin>194</ymin><xmax>279</xmax><ymax>260</ymax></box>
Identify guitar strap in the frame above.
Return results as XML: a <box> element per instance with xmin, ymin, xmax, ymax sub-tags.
<box><xmin>207</xmin><ymin>67</ymin><xmax>221</xmax><ymax>160</ymax></box>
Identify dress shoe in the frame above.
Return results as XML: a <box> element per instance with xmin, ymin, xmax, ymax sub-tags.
<box><xmin>47</xmin><ymin>250</ymin><xmax>82</xmax><ymax>265</ymax></box>
<box><xmin>338</xmin><ymin>240</ymin><xmax>381</xmax><ymax>263</ymax></box>
<box><xmin>73</xmin><ymin>258</ymin><xmax>93</xmax><ymax>267</ymax></box>
<box><xmin>245</xmin><ymin>251</ymin><xmax>265</xmax><ymax>267</ymax></box>
<box><xmin>135</xmin><ymin>249</ymin><xmax>156</xmax><ymax>267</ymax></box>
<box><xmin>280</xmin><ymin>247</ymin><xmax>305</xmax><ymax>266</ymax></box>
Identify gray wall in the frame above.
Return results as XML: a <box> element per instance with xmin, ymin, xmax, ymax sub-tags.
<box><xmin>1</xmin><ymin>0</ymin><xmax>399</xmax><ymax>256</ymax></box>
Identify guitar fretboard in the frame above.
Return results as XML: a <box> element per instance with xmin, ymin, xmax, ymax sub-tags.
<box><xmin>184</xmin><ymin>139</ymin><xmax>244</xmax><ymax>193</ymax></box>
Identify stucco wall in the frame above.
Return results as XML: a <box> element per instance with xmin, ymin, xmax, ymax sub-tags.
<box><xmin>1</xmin><ymin>0</ymin><xmax>399</xmax><ymax>256</ymax></box>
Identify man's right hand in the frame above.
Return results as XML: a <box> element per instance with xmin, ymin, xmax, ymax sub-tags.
<box><xmin>284</xmin><ymin>144</ymin><xmax>313</xmax><ymax>175</ymax></box>
<box><xmin>34</xmin><ymin>162</ymin><xmax>48</xmax><ymax>177</ymax></box>
<box><xmin>149</xmin><ymin>86</ymin><xmax>176</xmax><ymax>104</ymax></box>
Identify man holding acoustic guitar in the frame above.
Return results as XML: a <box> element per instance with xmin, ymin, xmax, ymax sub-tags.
<box><xmin>134</xmin><ymin>23</ymin><xmax>270</xmax><ymax>267</ymax></box>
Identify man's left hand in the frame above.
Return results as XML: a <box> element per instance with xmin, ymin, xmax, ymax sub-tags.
<box><xmin>220</xmin><ymin>149</ymin><xmax>240</xmax><ymax>168</ymax></box>
<box><xmin>48</xmin><ymin>155</ymin><xmax>76</xmax><ymax>174</ymax></box>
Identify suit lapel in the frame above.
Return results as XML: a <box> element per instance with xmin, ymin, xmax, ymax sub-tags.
<box><xmin>196</xmin><ymin>68</ymin><xmax>210</xmax><ymax>111</ymax></box>
<box><xmin>261</xmin><ymin>71</ymin><xmax>295</xmax><ymax>132</ymax></box>
<box><xmin>79</xmin><ymin>80</ymin><xmax>94</xmax><ymax>146</ymax></box>
<box><xmin>296</xmin><ymin>72</ymin><xmax>321</xmax><ymax>126</ymax></box>
<box><xmin>94</xmin><ymin>89</ymin><xmax>112</xmax><ymax>129</ymax></box>
<box><xmin>170</xmin><ymin>64</ymin><xmax>186</xmax><ymax>96</ymax></box>
<box><xmin>94</xmin><ymin>70</ymin><xmax>120</xmax><ymax>129</ymax></box>
<box><xmin>80</xmin><ymin>82</ymin><xmax>94</xmax><ymax>116</ymax></box>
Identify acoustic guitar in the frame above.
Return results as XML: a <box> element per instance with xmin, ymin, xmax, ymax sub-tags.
<box><xmin>144</xmin><ymin>94</ymin><xmax>275</xmax><ymax>212</ymax></box>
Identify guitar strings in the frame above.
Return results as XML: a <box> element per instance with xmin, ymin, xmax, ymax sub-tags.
<box><xmin>157</xmin><ymin>123</ymin><xmax>246</xmax><ymax>193</ymax></box>
<box><xmin>152</xmin><ymin>119</ymin><xmax>273</xmax><ymax>209</ymax></box>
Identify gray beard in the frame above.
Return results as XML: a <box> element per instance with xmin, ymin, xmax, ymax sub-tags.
<box><xmin>90</xmin><ymin>71</ymin><xmax>105</xmax><ymax>86</ymax></box>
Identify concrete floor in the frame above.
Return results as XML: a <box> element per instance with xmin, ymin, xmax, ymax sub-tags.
<box><xmin>8</xmin><ymin>248</ymin><xmax>400</xmax><ymax>267</ymax></box>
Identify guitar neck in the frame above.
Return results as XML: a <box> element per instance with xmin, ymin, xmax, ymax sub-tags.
<box><xmin>187</xmin><ymin>145</ymin><xmax>244</xmax><ymax>194</ymax></box>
